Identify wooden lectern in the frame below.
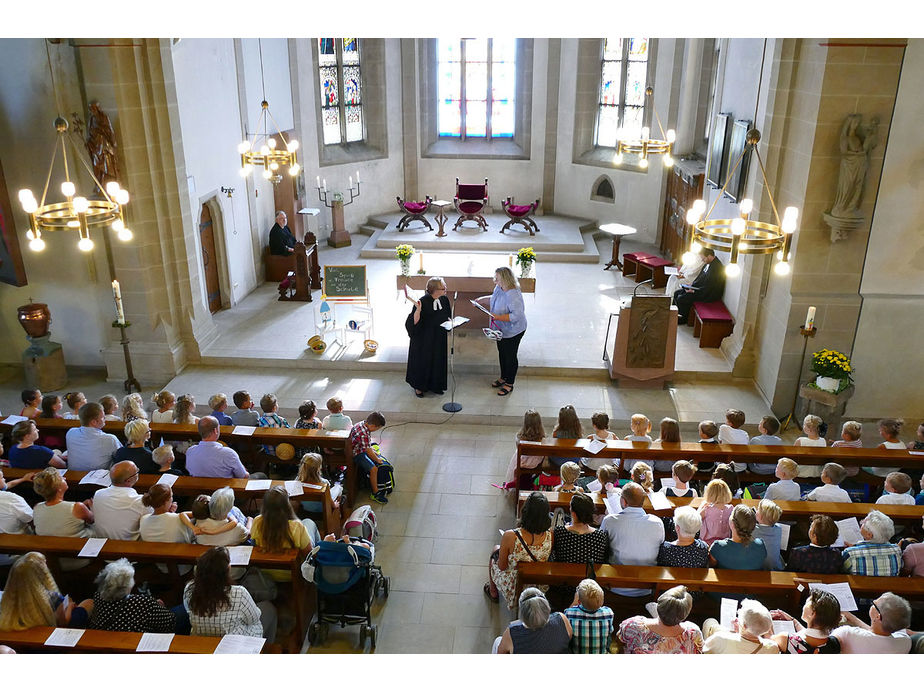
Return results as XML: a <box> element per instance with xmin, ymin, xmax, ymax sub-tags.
<box><xmin>604</xmin><ymin>295</ymin><xmax>676</xmax><ymax>387</ymax></box>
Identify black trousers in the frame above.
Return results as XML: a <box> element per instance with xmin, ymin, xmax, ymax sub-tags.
<box><xmin>673</xmin><ymin>288</ymin><xmax>696</xmax><ymax>320</ymax></box>
<box><xmin>496</xmin><ymin>330</ymin><xmax>525</xmax><ymax>385</ymax></box>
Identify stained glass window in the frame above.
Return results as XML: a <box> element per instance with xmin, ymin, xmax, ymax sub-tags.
<box><xmin>437</xmin><ymin>38</ymin><xmax>516</xmax><ymax>139</ymax></box>
<box><xmin>595</xmin><ymin>37</ymin><xmax>649</xmax><ymax>148</ymax></box>
<box><xmin>318</xmin><ymin>38</ymin><xmax>364</xmax><ymax>145</ymax></box>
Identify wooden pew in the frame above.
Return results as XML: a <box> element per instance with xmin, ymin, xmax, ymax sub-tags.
<box><xmin>0</xmin><ymin>534</ymin><xmax>308</xmax><ymax>652</ymax></box>
<box><xmin>0</xmin><ymin>418</ymin><xmax>356</xmax><ymax>503</ymax></box>
<box><xmin>1</xmin><ymin>468</ymin><xmax>340</xmax><ymax>536</ymax></box>
<box><xmin>515</xmin><ymin>561</ymin><xmax>924</xmax><ymax>613</ymax></box>
<box><xmin>519</xmin><ymin>490</ymin><xmax>924</xmax><ymax>522</ymax></box>
<box><xmin>515</xmin><ymin>439</ymin><xmax>922</xmax><ymax>491</ymax></box>
<box><xmin>0</xmin><ymin>626</ymin><xmax>279</xmax><ymax>653</ymax></box>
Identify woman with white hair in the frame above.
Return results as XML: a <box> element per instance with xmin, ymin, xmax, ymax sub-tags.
<box><xmin>88</xmin><ymin>558</ymin><xmax>176</xmax><ymax>632</ymax></box>
<box><xmin>831</xmin><ymin>591</ymin><xmax>912</xmax><ymax>654</ymax></box>
<box><xmin>702</xmin><ymin>599</ymin><xmax>780</xmax><ymax>654</ymax></box>
<box><xmin>495</xmin><ymin>588</ymin><xmax>572</xmax><ymax>653</ymax></box>
<box><xmin>111</xmin><ymin>419</ymin><xmax>157</xmax><ymax>473</ymax></box>
<box><xmin>618</xmin><ymin>585</ymin><xmax>704</xmax><ymax>654</ymax></box>
<box><xmin>658</xmin><ymin>506</ymin><xmax>709</xmax><ymax>568</ymax></box>
<box><xmin>474</xmin><ymin>266</ymin><xmax>527</xmax><ymax>397</ymax></box>
<box><xmin>842</xmin><ymin>510</ymin><xmax>902</xmax><ymax>576</ymax></box>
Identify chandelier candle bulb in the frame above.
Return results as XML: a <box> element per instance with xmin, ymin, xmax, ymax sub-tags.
<box><xmin>419</xmin><ymin>251</ymin><xmax>424</xmax><ymax>272</ymax></box>
<box><xmin>805</xmin><ymin>306</ymin><xmax>816</xmax><ymax>330</ymax></box>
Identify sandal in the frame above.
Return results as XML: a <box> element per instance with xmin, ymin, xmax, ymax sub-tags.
<box><xmin>483</xmin><ymin>582</ymin><xmax>499</xmax><ymax>602</ymax></box>
<box><xmin>497</xmin><ymin>385</ymin><xmax>514</xmax><ymax>396</ymax></box>
<box><xmin>490</xmin><ymin>379</ymin><xmax>506</xmax><ymax>388</ymax></box>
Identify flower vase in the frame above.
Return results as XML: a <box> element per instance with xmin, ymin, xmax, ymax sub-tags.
<box><xmin>814</xmin><ymin>375</ymin><xmax>842</xmax><ymax>393</ymax></box>
<box><xmin>400</xmin><ymin>259</ymin><xmax>411</xmax><ymax>276</ymax></box>
<box><xmin>519</xmin><ymin>262</ymin><xmax>532</xmax><ymax>279</ymax></box>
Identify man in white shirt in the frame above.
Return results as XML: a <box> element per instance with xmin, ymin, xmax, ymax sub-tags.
<box><xmin>0</xmin><ymin>468</ymin><xmax>34</xmax><ymax>535</ymax></box>
<box><xmin>65</xmin><ymin>402</ymin><xmax>121</xmax><ymax>472</ymax></box>
<box><xmin>831</xmin><ymin>592</ymin><xmax>912</xmax><ymax>654</ymax></box>
<box><xmin>92</xmin><ymin>461</ymin><xmax>152</xmax><ymax>541</ymax></box>
<box><xmin>703</xmin><ymin>599</ymin><xmax>780</xmax><ymax>654</ymax></box>
<box><xmin>601</xmin><ymin>482</ymin><xmax>664</xmax><ymax>597</ymax></box>
<box><xmin>185</xmin><ymin>417</ymin><xmax>251</xmax><ymax>478</ymax></box>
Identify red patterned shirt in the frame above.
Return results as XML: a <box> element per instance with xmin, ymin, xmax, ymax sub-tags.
<box><xmin>349</xmin><ymin>422</ymin><xmax>372</xmax><ymax>458</ymax></box>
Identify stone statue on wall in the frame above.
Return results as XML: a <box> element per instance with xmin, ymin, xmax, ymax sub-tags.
<box><xmin>824</xmin><ymin>113</ymin><xmax>880</xmax><ymax>241</ymax></box>
<box><xmin>85</xmin><ymin>101</ymin><xmax>121</xmax><ymax>187</ymax></box>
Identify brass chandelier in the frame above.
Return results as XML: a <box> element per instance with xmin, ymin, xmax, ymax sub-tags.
<box><xmin>614</xmin><ymin>86</ymin><xmax>676</xmax><ymax>169</ymax></box>
<box><xmin>682</xmin><ymin>128</ymin><xmax>797</xmax><ymax>278</ymax></box>
<box><xmin>238</xmin><ymin>40</ymin><xmax>300</xmax><ymax>181</ymax></box>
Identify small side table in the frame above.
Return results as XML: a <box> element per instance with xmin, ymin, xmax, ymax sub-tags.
<box><xmin>599</xmin><ymin>223</ymin><xmax>637</xmax><ymax>271</ymax></box>
<box><xmin>431</xmin><ymin>199</ymin><xmax>451</xmax><ymax>237</ymax></box>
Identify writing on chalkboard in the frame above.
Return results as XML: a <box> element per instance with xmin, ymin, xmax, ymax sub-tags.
<box><xmin>323</xmin><ymin>265</ymin><xmax>367</xmax><ymax>298</ymax></box>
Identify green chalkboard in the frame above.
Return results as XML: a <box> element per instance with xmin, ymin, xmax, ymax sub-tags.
<box><xmin>323</xmin><ymin>265</ymin><xmax>367</xmax><ymax>298</ymax></box>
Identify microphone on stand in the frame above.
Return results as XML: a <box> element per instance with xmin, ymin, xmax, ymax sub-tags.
<box><xmin>443</xmin><ymin>289</ymin><xmax>462</xmax><ymax>413</ymax></box>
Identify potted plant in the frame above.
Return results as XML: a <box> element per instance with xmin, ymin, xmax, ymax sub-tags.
<box><xmin>809</xmin><ymin>348</ymin><xmax>854</xmax><ymax>393</ymax></box>
<box><xmin>515</xmin><ymin>246</ymin><xmax>537</xmax><ymax>278</ymax></box>
<box><xmin>395</xmin><ymin>244</ymin><xmax>414</xmax><ymax>276</ymax></box>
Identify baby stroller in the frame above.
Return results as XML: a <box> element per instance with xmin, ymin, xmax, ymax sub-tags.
<box><xmin>302</xmin><ymin>538</ymin><xmax>390</xmax><ymax>648</ymax></box>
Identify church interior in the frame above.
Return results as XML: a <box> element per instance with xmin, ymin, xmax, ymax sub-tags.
<box><xmin>0</xmin><ymin>23</ymin><xmax>922</xmax><ymax>659</ymax></box>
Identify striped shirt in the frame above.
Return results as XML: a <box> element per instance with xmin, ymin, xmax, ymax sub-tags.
<box><xmin>565</xmin><ymin>604</ymin><xmax>614</xmax><ymax>654</ymax></box>
<box><xmin>842</xmin><ymin>541</ymin><xmax>902</xmax><ymax>576</ymax></box>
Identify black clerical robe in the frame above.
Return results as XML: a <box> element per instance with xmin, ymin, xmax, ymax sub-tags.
<box><xmin>673</xmin><ymin>256</ymin><xmax>726</xmax><ymax>319</ymax></box>
<box><xmin>269</xmin><ymin>223</ymin><xmax>297</xmax><ymax>256</ymax></box>
<box><xmin>405</xmin><ymin>295</ymin><xmax>452</xmax><ymax>393</ymax></box>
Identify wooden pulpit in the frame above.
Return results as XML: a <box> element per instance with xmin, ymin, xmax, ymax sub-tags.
<box><xmin>604</xmin><ymin>295</ymin><xmax>676</xmax><ymax>387</ymax></box>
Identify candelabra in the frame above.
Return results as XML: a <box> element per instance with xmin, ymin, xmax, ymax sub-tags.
<box><xmin>316</xmin><ymin>171</ymin><xmax>361</xmax><ymax>207</ymax></box>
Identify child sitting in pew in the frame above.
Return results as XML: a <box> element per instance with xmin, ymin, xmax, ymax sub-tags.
<box><xmin>763</xmin><ymin>457</ymin><xmax>801</xmax><ymax>502</ymax></box>
<box><xmin>831</xmin><ymin>420</ymin><xmax>863</xmax><ymax>476</ymax></box>
<box><xmin>795</xmin><ymin>414</ymin><xmax>827</xmax><ymax>478</ymax></box>
<box><xmin>803</xmin><ymin>463</ymin><xmax>851</xmax><ymax>503</ymax></box>
<box><xmin>718</xmin><ymin>408</ymin><xmax>749</xmax><ymax>472</ymax></box>
<box><xmin>630</xmin><ymin>462</ymin><xmax>654</xmax><ymax>493</ymax></box>
<box><xmin>699</xmin><ymin>479</ymin><xmax>733</xmax><ymax>546</ymax></box>
<box><xmin>322</xmin><ymin>396</ymin><xmax>352</xmax><ymax>431</ymax></box>
<box><xmin>653</xmin><ymin>418</ymin><xmax>682</xmax><ymax>472</ymax></box>
<box><xmin>297</xmin><ymin>452</ymin><xmax>344</xmax><ymax>527</ymax></box>
<box><xmin>876</xmin><ymin>472</ymin><xmax>916</xmax><ymax>505</ymax></box>
<box><xmin>623</xmin><ymin>413</ymin><xmax>652</xmax><ymax>473</ymax></box>
<box><xmin>711</xmin><ymin>463</ymin><xmax>742</xmax><ymax>498</ymax></box>
<box><xmin>753</xmin><ymin>499</ymin><xmax>784</xmax><ymax>571</ymax></box>
<box><xmin>665</xmin><ymin>460</ymin><xmax>698</xmax><ymax>498</ymax></box>
<box><xmin>785</xmin><ymin>513</ymin><xmax>843</xmax><ymax>574</ymax></box>
<box><xmin>869</xmin><ymin>418</ymin><xmax>907</xmax><ymax>477</ymax></box>
<box><xmin>747</xmin><ymin>415</ymin><xmax>783</xmax><ymax>475</ymax></box>
<box><xmin>553</xmin><ymin>462</ymin><xmax>582</xmax><ymax>493</ymax></box>
<box><xmin>696</xmin><ymin>420</ymin><xmax>720</xmax><ymax>473</ymax></box>
<box><xmin>501</xmin><ymin>409</ymin><xmax>546</xmax><ymax>491</ymax></box>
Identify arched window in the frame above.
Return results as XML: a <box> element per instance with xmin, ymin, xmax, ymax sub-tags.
<box><xmin>318</xmin><ymin>38</ymin><xmax>364</xmax><ymax>145</ymax></box>
<box><xmin>595</xmin><ymin>38</ymin><xmax>650</xmax><ymax>147</ymax></box>
<box><xmin>591</xmin><ymin>176</ymin><xmax>615</xmax><ymax>203</ymax></box>
<box><xmin>437</xmin><ymin>38</ymin><xmax>516</xmax><ymax>139</ymax></box>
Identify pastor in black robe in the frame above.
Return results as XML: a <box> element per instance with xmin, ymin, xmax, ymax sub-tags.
<box><xmin>269</xmin><ymin>222</ymin><xmax>297</xmax><ymax>256</ymax></box>
<box><xmin>405</xmin><ymin>294</ymin><xmax>451</xmax><ymax>393</ymax></box>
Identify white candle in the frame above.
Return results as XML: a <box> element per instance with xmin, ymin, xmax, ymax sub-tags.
<box><xmin>322</xmin><ymin>179</ymin><xmax>327</xmax><ymax>192</ymax></box>
<box><xmin>316</xmin><ymin>176</ymin><xmax>320</xmax><ymax>188</ymax></box>
<box><xmin>805</xmin><ymin>306</ymin><xmax>816</xmax><ymax>329</ymax></box>
<box><xmin>112</xmin><ymin>280</ymin><xmax>125</xmax><ymax>324</ymax></box>
<box><xmin>508</xmin><ymin>254</ymin><xmax>513</xmax><ymax>267</ymax></box>
<box><xmin>349</xmin><ymin>176</ymin><xmax>353</xmax><ymax>189</ymax></box>
<box><xmin>356</xmin><ymin>170</ymin><xmax>360</xmax><ymax>184</ymax></box>
<box><xmin>419</xmin><ymin>251</ymin><xmax>424</xmax><ymax>272</ymax></box>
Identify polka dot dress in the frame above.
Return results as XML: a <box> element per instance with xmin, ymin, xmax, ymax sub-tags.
<box><xmin>88</xmin><ymin>592</ymin><xmax>175</xmax><ymax>633</ymax></box>
<box><xmin>551</xmin><ymin>526</ymin><xmax>609</xmax><ymax>563</ymax></box>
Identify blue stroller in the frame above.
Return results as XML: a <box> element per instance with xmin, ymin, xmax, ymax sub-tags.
<box><xmin>302</xmin><ymin>538</ymin><xmax>390</xmax><ymax>648</ymax></box>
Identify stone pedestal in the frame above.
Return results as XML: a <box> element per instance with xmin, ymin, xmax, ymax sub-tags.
<box><xmin>796</xmin><ymin>383</ymin><xmax>855</xmax><ymax>434</ymax></box>
<box><xmin>23</xmin><ymin>337</ymin><xmax>67</xmax><ymax>391</ymax></box>
<box><xmin>327</xmin><ymin>200</ymin><xmax>352</xmax><ymax>248</ymax></box>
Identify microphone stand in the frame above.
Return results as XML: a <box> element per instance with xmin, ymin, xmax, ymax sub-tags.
<box><xmin>442</xmin><ymin>291</ymin><xmax>463</xmax><ymax>413</ymax></box>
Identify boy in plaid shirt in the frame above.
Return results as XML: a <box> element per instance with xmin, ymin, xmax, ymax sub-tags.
<box><xmin>349</xmin><ymin>411</ymin><xmax>388</xmax><ymax>504</ymax></box>
<box><xmin>564</xmin><ymin>579</ymin><xmax>614</xmax><ymax>654</ymax></box>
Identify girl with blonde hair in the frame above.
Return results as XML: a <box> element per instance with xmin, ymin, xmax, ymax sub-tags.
<box><xmin>121</xmin><ymin>392</ymin><xmax>148</xmax><ymax>423</ymax></box>
<box><xmin>0</xmin><ymin>552</ymin><xmax>91</xmax><ymax>630</ymax></box>
<box><xmin>699</xmin><ymin>479</ymin><xmax>733</xmax><ymax>546</ymax></box>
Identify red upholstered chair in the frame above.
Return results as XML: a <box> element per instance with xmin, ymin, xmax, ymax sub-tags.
<box><xmin>395</xmin><ymin>195</ymin><xmax>433</xmax><ymax>232</ymax></box>
<box><xmin>500</xmin><ymin>197</ymin><xmax>540</xmax><ymax>236</ymax></box>
<box><xmin>452</xmin><ymin>178</ymin><xmax>489</xmax><ymax>232</ymax></box>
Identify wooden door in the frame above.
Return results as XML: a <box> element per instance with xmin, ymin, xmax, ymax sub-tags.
<box><xmin>199</xmin><ymin>204</ymin><xmax>222</xmax><ymax>313</ymax></box>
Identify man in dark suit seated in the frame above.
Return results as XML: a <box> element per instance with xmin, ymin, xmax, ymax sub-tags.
<box><xmin>268</xmin><ymin>210</ymin><xmax>297</xmax><ymax>256</ymax></box>
<box><xmin>673</xmin><ymin>247</ymin><xmax>725</xmax><ymax>324</ymax></box>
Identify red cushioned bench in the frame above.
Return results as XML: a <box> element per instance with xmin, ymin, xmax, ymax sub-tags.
<box><xmin>622</xmin><ymin>252</ymin><xmax>656</xmax><ymax>278</ymax></box>
<box><xmin>689</xmin><ymin>301</ymin><xmax>734</xmax><ymax>348</ymax></box>
<box><xmin>636</xmin><ymin>256</ymin><xmax>675</xmax><ymax>289</ymax></box>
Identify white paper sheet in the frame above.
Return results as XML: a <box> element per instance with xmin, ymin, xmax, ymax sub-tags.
<box><xmin>659</xmin><ymin>477</ymin><xmax>676</xmax><ymax>490</ymax></box>
<box><xmin>440</xmin><ymin>316</ymin><xmax>470</xmax><ymax>330</ymax></box>
<box><xmin>302</xmin><ymin>482</ymin><xmax>324</xmax><ymax>490</ymax></box>
<box><xmin>779</xmin><ymin>523</ymin><xmax>791</xmax><ymax>551</ymax></box>
<box><xmin>603</xmin><ymin>495</ymin><xmax>621</xmax><ymax>516</ymax></box>
<box><xmin>213</xmin><ymin>634</ymin><xmax>266</xmax><ymax>654</ymax></box>
<box><xmin>136</xmin><ymin>632</ymin><xmax>175</xmax><ymax>652</ymax></box>
<box><xmin>663</xmin><ymin>266</ymin><xmax>680</xmax><ymax>276</ymax></box>
<box><xmin>468</xmin><ymin>300</ymin><xmax>492</xmax><ymax>316</ymax></box>
<box><xmin>909</xmin><ymin>451</ymin><xmax>924</xmax><ymax>456</ymax></box>
<box><xmin>79</xmin><ymin>469</ymin><xmax>111</xmax><ymax>486</ymax></box>
<box><xmin>227</xmin><ymin>546</ymin><xmax>253</xmax><ymax>566</ymax></box>
<box><xmin>647</xmin><ymin>491</ymin><xmax>672</xmax><ymax>510</ymax></box>
<box><xmin>1</xmin><ymin>415</ymin><xmax>28</xmax><ymax>425</ymax></box>
<box><xmin>56</xmin><ymin>468</ymin><xmax>68</xmax><ymax>477</ymax></box>
<box><xmin>833</xmin><ymin>517</ymin><xmax>863</xmax><ymax>547</ymax></box>
<box><xmin>720</xmin><ymin>598</ymin><xmax>738</xmax><ymax>631</ymax></box>
<box><xmin>772</xmin><ymin>620</ymin><xmax>796</xmax><ymax>635</ymax></box>
<box><xmin>77</xmin><ymin>537</ymin><xmax>107</xmax><ymax>557</ymax></box>
<box><xmin>232</xmin><ymin>426</ymin><xmax>256</xmax><ymax>436</ymax></box>
<box><xmin>585</xmin><ymin>439</ymin><xmax>607</xmax><ymax>455</ymax></box>
<box><xmin>809</xmin><ymin>582</ymin><xmax>858</xmax><ymax>612</ymax></box>
<box><xmin>158</xmin><ymin>473</ymin><xmax>179</xmax><ymax>487</ymax></box>
<box><xmin>330</xmin><ymin>484</ymin><xmax>343</xmax><ymax>502</ymax></box>
<box><xmin>586</xmin><ymin>479</ymin><xmax>603</xmax><ymax>493</ymax></box>
<box><xmin>284</xmin><ymin>480</ymin><xmax>304</xmax><ymax>497</ymax></box>
<box><xmin>245</xmin><ymin>479</ymin><xmax>272</xmax><ymax>491</ymax></box>
<box><xmin>44</xmin><ymin>628</ymin><xmax>85</xmax><ymax>647</ymax></box>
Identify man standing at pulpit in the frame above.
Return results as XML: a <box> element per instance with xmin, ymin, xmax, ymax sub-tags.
<box><xmin>269</xmin><ymin>210</ymin><xmax>297</xmax><ymax>256</ymax></box>
<box><xmin>673</xmin><ymin>247</ymin><xmax>725</xmax><ymax>324</ymax></box>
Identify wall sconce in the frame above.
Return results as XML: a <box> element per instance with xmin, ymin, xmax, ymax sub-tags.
<box><xmin>221</xmin><ymin>186</ymin><xmax>234</xmax><ymax>199</ymax></box>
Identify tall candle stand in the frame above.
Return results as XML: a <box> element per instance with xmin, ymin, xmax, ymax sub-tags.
<box><xmin>101</xmin><ymin>226</ymin><xmax>141</xmax><ymax>393</ymax></box>
<box><xmin>781</xmin><ymin>324</ymin><xmax>817</xmax><ymax>432</ymax></box>
<box><xmin>316</xmin><ymin>172</ymin><xmax>361</xmax><ymax>248</ymax></box>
